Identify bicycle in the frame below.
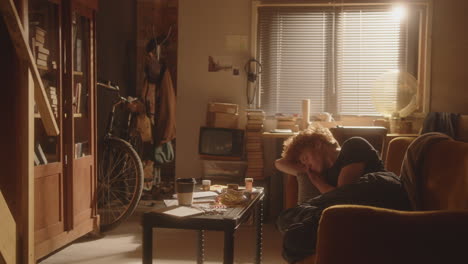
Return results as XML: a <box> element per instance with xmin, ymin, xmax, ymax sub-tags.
<box><xmin>96</xmin><ymin>81</ymin><xmax>144</xmax><ymax>231</ymax></box>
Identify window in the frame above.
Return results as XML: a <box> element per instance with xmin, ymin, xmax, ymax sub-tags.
<box><xmin>257</xmin><ymin>3</ymin><xmax>428</xmax><ymax>117</ymax></box>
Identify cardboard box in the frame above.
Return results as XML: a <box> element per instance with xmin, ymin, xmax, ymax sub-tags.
<box><xmin>208</xmin><ymin>102</ymin><xmax>239</xmax><ymax>114</ymax></box>
<box><xmin>207</xmin><ymin>112</ymin><xmax>239</xmax><ymax>129</ymax></box>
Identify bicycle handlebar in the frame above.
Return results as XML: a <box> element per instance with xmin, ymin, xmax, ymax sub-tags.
<box><xmin>97</xmin><ymin>82</ymin><xmax>120</xmax><ymax>92</ymax></box>
<box><xmin>97</xmin><ymin>81</ymin><xmax>139</xmax><ymax>106</ymax></box>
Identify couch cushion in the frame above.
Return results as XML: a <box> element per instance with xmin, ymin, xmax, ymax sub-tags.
<box><xmin>385</xmin><ymin>137</ymin><xmax>415</xmax><ymax>175</ymax></box>
<box><xmin>422</xmin><ymin>140</ymin><xmax>468</xmax><ymax>210</ymax></box>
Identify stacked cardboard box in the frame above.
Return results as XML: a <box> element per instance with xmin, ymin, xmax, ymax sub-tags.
<box><xmin>206</xmin><ymin>102</ymin><xmax>239</xmax><ymax>129</ymax></box>
<box><xmin>245</xmin><ymin>109</ymin><xmax>265</xmax><ymax>179</ymax></box>
<box><xmin>276</xmin><ymin>114</ymin><xmax>299</xmax><ymax>132</ymax></box>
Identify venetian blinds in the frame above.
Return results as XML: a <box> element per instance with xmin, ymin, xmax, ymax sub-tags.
<box><xmin>258</xmin><ymin>6</ymin><xmax>407</xmax><ymax>116</ymax></box>
<box><xmin>257</xmin><ymin>7</ymin><xmax>333</xmax><ymax>115</ymax></box>
<box><xmin>336</xmin><ymin>8</ymin><xmax>407</xmax><ymax>115</ymax></box>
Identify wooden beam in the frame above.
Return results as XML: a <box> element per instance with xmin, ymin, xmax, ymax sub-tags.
<box><xmin>0</xmin><ymin>0</ymin><xmax>59</xmax><ymax>136</ymax></box>
<box><xmin>0</xmin><ymin>191</ymin><xmax>16</xmax><ymax>264</ymax></box>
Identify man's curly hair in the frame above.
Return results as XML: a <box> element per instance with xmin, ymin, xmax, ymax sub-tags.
<box><xmin>281</xmin><ymin>126</ymin><xmax>339</xmax><ymax>162</ymax></box>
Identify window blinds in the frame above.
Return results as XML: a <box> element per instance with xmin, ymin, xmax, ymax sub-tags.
<box><xmin>258</xmin><ymin>7</ymin><xmax>333</xmax><ymax>115</ymax></box>
<box><xmin>336</xmin><ymin>8</ymin><xmax>406</xmax><ymax>115</ymax></box>
<box><xmin>258</xmin><ymin>6</ymin><xmax>407</xmax><ymax>116</ymax></box>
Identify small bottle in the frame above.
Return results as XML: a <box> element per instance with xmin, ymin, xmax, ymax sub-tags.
<box><xmin>245</xmin><ymin>178</ymin><xmax>253</xmax><ymax>192</ymax></box>
<box><xmin>202</xmin><ymin>180</ymin><xmax>211</xmax><ymax>191</ymax></box>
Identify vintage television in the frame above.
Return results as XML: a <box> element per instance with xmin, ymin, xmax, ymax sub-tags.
<box><xmin>198</xmin><ymin>127</ymin><xmax>244</xmax><ymax>159</ymax></box>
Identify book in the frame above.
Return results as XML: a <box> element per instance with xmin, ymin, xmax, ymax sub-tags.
<box><xmin>247</xmin><ymin>152</ymin><xmax>263</xmax><ymax>159</ymax></box>
<box><xmin>277</xmin><ymin>120</ymin><xmax>296</xmax><ymax>126</ymax></box>
<box><xmin>247</xmin><ymin>163</ymin><xmax>264</xmax><ymax>169</ymax></box>
<box><xmin>246</xmin><ymin>137</ymin><xmax>262</xmax><ymax>143</ymax></box>
<box><xmin>247</xmin><ymin>110</ymin><xmax>265</xmax><ymax>115</ymax></box>
<box><xmin>35</xmin><ymin>26</ymin><xmax>46</xmax><ymax>37</ymax></box>
<box><xmin>31</xmin><ymin>37</ymin><xmax>36</xmax><ymax>58</ymax></box>
<box><xmin>270</xmin><ymin>128</ymin><xmax>293</xmax><ymax>133</ymax></box>
<box><xmin>74</xmin><ymin>83</ymin><xmax>82</xmax><ymax>113</ymax></box>
<box><xmin>75</xmin><ymin>142</ymin><xmax>82</xmax><ymax>158</ymax></box>
<box><xmin>247</xmin><ymin>114</ymin><xmax>265</xmax><ymax>120</ymax></box>
<box><xmin>275</xmin><ymin>115</ymin><xmax>297</xmax><ymax>121</ymax></box>
<box><xmin>245</xmin><ymin>109</ymin><xmax>265</xmax><ymax>114</ymax></box>
<box><xmin>35</xmin><ymin>144</ymin><xmax>48</xmax><ymax>165</ymax></box>
<box><xmin>162</xmin><ymin>206</ymin><xmax>204</xmax><ymax>217</ymax></box>
<box><xmin>247</xmin><ymin>119</ymin><xmax>264</xmax><ymax>125</ymax></box>
<box><xmin>246</xmin><ymin>144</ymin><xmax>262</xmax><ymax>152</ymax></box>
<box><xmin>37</xmin><ymin>53</ymin><xmax>48</xmax><ymax>61</ymax></box>
<box><xmin>37</xmin><ymin>64</ymin><xmax>48</xmax><ymax>71</ymax></box>
<box><xmin>37</xmin><ymin>46</ymin><xmax>50</xmax><ymax>55</ymax></box>
<box><xmin>34</xmin><ymin>152</ymin><xmax>40</xmax><ymax>166</ymax></box>
<box><xmin>36</xmin><ymin>59</ymin><xmax>47</xmax><ymax>67</ymax></box>
<box><xmin>35</xmin><ymin>34</ymin><xmax>45</xmax><ymax>44</ymax></box>
<box><xmin>76</xmin><ymin>38</ymin><xmax>82</xmax><ymax>72</ymax></box>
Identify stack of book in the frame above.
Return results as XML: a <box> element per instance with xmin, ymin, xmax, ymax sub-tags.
<box><xmin>276</xmin><ymin>114</ymin><xmax>299</xmax><ymax>132</ymax></box>
<box><xmin>206</xmin><ymin>102</ymin><xmax>239</xmax><ymax>129</ymax></box>
<box><xmin>32</xmin><ymin>26</ymin><xmax>52</xmax><ymax>70</ymax></box>
<box><xmin>48</xmin><ymin>86</ymin><xmax>58</xmax><ymax>118</ymax></box>
<box><xmin>245</xmin><ymin>109</ymin><xmax>265</xmax><ymax>179</ymax></box>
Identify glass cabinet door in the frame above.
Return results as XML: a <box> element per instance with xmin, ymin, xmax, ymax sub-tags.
<box><xmin>30</xmin><ymin>0</ymin><xmax>62</xmax><ymax>165</ymax></box>
<box><xmin>72</xmin><ymin>11</ymin><xmax>91</xmax><ymax>158</ymax></box>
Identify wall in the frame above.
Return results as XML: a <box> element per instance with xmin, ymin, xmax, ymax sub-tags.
<box><xmin>136</xmin><ymin>0</ymin><xmax>178</xmax><ymax>95</ymax></box>
<box><xmin>430</xmin><ymin>0</ymin><xmax>468</xmax><ymax>114</ymax></box>
<box><xmin>177</xmin><ymin>0</ymin><xmax>252</xmax><ymax>178</ymax></box>
<box><xmin>96</xmin><ymin>0</ymin><xmax>136</xmax><ymax>139</ymax></box>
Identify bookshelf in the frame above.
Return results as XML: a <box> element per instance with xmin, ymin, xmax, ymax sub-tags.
<box><xmin>30</xmin><ymin>0</ymin><xmax>98</xmax><ymax>260</ymax></box>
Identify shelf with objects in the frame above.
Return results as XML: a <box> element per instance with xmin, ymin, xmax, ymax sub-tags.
<box><xmin>30</xmin><ymin>0</ymin><xmax>98</xmax><ymax>260</ymax></box>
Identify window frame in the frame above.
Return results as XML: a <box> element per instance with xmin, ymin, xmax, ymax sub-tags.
<box><xmin>251</xmin><ymin>0</ymin><xmax>433</xmax><ymax>118</ymax></box>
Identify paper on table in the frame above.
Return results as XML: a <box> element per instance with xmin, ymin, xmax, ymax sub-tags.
<box><xmin>270</xmin><ymin>129</ymin><xmax>293</xmax><ymax>133</ymax></box>
<box><xmin>163</xmin><ymin>206</ymin><xmax>204</xmax><ymax>217</ymax></box>
<box><xmin>164</xmin><ymin>200</ymin><xmax>178</xmax><ymax>207</ymax></box>
<box><xmin>164</xmin><ymin>199</ymin><xmax>216</xmax><ymax>207</ymax></box>
<box><xmin>172</xmin><ymin>191</ymin><xmax>218</xmax><ymax>199</ymax></box>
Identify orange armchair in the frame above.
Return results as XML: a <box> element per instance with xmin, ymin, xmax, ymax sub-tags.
<box><xmin>283</xmin><ymin>137</ymin><xmax>468</xmax><ymax>264</ymax></box>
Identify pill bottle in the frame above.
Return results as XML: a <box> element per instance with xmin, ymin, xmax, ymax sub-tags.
<box><xmin>245</xmin><ymin>178</ymin><xmax>253</xmax><ymax>192</ymax></box>
<box><xmin>202</xmin><ymin>179</ymin><xmax>211</xmax><ymax>191</ymax></box>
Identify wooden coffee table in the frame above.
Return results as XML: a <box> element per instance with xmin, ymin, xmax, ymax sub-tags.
<box><xmin>142</xmin><ymin>188</ymin><xmax>265</xmax><ymax>264</ymax></box>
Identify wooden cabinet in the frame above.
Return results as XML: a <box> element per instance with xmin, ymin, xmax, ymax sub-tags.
<box><xmin>30</xmin><ymin>0</ymin><xmax>97</xmax><ymax>259</ymax></box>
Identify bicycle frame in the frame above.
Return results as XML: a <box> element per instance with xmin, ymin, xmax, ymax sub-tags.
<box><xmin>97</xmin><ymin>82</ymin><xmax>130</xmax><ymax>138</ymax></box>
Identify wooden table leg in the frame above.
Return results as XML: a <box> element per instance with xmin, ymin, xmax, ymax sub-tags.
<box><xmin>255</xmin><ymin>198</ymin><xmax>264</xmax><ymax>264</ymax></box>
<box><xmin>223</xmin><ymin>229</ymin><xmax>235</xmax><ymax>264</ymax></box>
<box><xmin>143</xmin><ymin>221</ymin><xmax>153</xmax><ymax>264</ymax></box>
<box><xmin>197</xmin><ymin>230</ymin><xmax>205</xmax><ymax>264</ymax></box>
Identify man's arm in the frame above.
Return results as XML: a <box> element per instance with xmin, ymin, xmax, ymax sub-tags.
<box><xmin>308</xmin><ymin>162</ymin><xmax>365</xmax><ymax>193</ymax></box>
<box><xmin>275</xmin><ymin>158</ymin><xmax>306</xmax><ymax>176</ymax></box>
<box><xmin>337</xmin><ymin>162</ymin><xmax>365</xmax><ymax>186</ymax></box>
<box><xmin>306</xmin><ymin>169</ymin><xmax>335</xmax><ymax>193</ymax></box>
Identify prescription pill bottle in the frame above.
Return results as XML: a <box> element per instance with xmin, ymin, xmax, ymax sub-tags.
<box><xmin>245</xmin><ymin>178</ymin><xmax>253</xmax><ymax>192</ymax></box>
<box><xmin>202</xmin><ymin>179</ymin><xmax>211</xmax><ymax>191</ymax></box>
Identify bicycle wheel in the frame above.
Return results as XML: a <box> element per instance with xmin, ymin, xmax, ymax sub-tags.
<box><xmin>98</xmin><ymin>137</ymin><xmax>144</xmax><ymax>232</ymax></box>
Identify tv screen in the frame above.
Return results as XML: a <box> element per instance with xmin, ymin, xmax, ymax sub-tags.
<box><xmin>198</xmin><ymin>127</ymin><xmax>244</xmax><ymax>157</ymax></box>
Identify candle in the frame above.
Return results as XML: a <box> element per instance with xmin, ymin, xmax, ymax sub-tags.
<box><xmin>301</xmin><ymin>99</ymin><xmax>311</xmax><ymax>129</ymax></box>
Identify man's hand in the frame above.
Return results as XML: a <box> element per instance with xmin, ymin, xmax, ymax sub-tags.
<box><xmin>306</xmin><ymin>166</ymin><xmax>335</xmax><ymax>193</ymax></box>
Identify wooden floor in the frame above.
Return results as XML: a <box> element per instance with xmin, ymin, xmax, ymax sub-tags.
<box><xmin>39</xmin><ymin>201</ymin><xmax>286</xmax><ymax>264</ymax></box>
